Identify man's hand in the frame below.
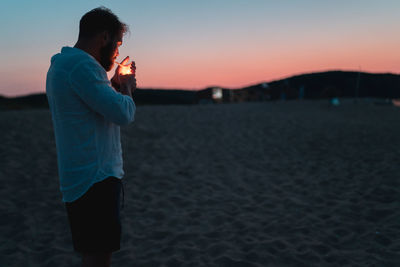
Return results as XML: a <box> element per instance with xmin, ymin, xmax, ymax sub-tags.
<box><xmin>111</xmin><ymin>56</ymin><xmax>136</xmax><ymax>91</ymax></box>
<box><xmin>119</xmin><ymin>73</ymin><xmax>136</xmax><ymax>99</ymax></box>
<box><xmin>110</xmin><ymin>57</ymin><xmax>126</xmax><ymax>90</ymax></box>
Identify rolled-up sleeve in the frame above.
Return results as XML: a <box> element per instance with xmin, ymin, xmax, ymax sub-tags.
<box><xmin>69</xmin><ymin>59</ymin><xmax>135</xmax><ymax>125</ymax></box>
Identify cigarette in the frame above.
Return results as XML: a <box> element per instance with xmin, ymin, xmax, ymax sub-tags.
<box><xmin>116</xmin><ymin>62</ymin><xmax>135</xmax><ymax>68</ymax></box>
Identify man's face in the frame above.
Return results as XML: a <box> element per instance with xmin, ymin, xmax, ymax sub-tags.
<box><xmin>99</xmin><ymin>32</ymin><xmax>123</xmax><ymax>71</ymax></box>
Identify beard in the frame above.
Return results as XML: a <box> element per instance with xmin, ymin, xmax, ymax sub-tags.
<box><xmin>99</xmin><ymin>41</ymin><xmax>115</xmax><ymax>71</ymax></box>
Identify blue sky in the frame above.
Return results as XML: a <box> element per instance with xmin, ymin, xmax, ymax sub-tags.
<box><xmin>1</xmin><ymin>0</ymin><xmax>399</xmax><ymax>96</ymax></box>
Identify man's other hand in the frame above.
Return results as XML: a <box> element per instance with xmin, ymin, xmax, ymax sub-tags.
<box><xmin>119</xmin><ymin>74</ymin><xmax>136</xmax><ymax>98</ymax></box>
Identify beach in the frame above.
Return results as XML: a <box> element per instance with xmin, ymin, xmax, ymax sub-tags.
<box><xmin>1</xmin><ymin>100</ymin><xmax>399</xmax><ymax>266</ymax></box>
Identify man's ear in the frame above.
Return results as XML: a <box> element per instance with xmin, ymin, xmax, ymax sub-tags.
<box><xmin>100</xmin><ymin>31</ymin><xmax>111</xmax><ymax>46</ymax></box>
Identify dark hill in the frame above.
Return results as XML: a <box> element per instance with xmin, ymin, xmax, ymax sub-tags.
<box><xmin>0</xmin><ymin>93</ymin><xmax>49</xmax><ymax>110</ymax></box>
<box><xmin>243</xmin><ymin>71</ymin><xmax>400</xmax><ymax>100</ymax></box>
<box><xmin>133</xmin><ymin>89</ymin><xmax>197</xmax><ymax>105</ymax></box>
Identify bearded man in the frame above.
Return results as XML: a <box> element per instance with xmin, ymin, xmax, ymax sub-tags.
<box><xmin>46</xmin><ymin>7</ymin><xmax>136</xmax><ymax>267</ymax></box>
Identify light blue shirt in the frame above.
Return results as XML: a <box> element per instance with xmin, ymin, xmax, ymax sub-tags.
<box><xmin>46</xmin><ymin>47</ymin><xmax>135</xmax><ymax>202</ymax></box>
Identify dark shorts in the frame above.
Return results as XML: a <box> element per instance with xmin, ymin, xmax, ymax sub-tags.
<box><xmin>65</xmin><ymin>177</ymin><xmax>122</xmax><ymax>253</ymax></box>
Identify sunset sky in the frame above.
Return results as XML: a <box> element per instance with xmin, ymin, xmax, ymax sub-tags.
<box><xmin>1</xmin><ymin>0</ymin><xmax>399</xmax><ymax>97</ymax></box>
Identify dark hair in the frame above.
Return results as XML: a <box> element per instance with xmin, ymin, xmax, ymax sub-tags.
<box><xmin>78</xmin><ymin>7</ymin><xmax>128</xmax><ymax>40</ymax></box>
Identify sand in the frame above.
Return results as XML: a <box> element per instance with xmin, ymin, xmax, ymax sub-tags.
<box><xmin>1</xmin><ymin>100</ymin><xmax>399</xmax><ymax>267</ymax></box>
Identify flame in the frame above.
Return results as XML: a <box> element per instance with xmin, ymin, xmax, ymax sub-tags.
<box><xmin>117</xmin><ymin>61</ymin><xmax>133</xmax><ymax>75</ymax></box>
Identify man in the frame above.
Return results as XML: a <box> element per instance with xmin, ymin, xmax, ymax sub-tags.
<box><xmin>46</xmin><ymin>7</ymin><xmax>136</xmax><ymax>267</ymax></box>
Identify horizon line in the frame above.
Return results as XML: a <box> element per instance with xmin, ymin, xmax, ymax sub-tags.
<box><xmin>1</xmin><ymin>69</ymin><xmax>399</xmax><ymax>98</ymax></box>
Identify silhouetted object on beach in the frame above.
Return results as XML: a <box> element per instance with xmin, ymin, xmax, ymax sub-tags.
<box><xmin>299</xmin><ymin>86</ymin><xmax>305</xmax><ymax>100</ymax></box>
<box><xmin>330</xmin><ymin>97</ymin><xmax>340</xmax><ymax>106</ymax></box>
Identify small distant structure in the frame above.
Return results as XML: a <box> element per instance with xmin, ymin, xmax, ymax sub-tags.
<box><xmin>212</xmin><ymin>87</ymin><xmax>223</xmax><ymax>102</ymax></box>
<box><xmin>197</xmin><ymin>87</ymin><xmax>227</xmax><ymax>104</ymax></box>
